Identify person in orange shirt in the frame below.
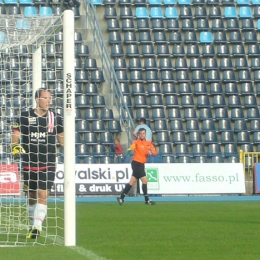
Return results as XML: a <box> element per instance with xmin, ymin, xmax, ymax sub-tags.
<box><xmin>117</xmin><ymin>128</ymin><xmax>157</xmax><ymax>205</ymax></box>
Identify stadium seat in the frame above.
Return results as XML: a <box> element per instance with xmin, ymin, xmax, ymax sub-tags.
<box><xmin>192</xmin><ymin>143</ymin><xmax>205</xmax><ymax>155</ymax></box>
<box><xmin>178</xmin><ymin>156</ymin><xmax>192</xmax><ymax>163</ymax></box>
<box><xmin>150</xmin><ymin>7</ymin><xmax>163</xmax><ymax>18</ymax></box>
<box><xmin>169</xmin><ymin>119</ymin><xmax>183</xmax><ymax>132</ymax></box>
<box><xmin>194</xmin><ymin>156</ymin><xmax>208</xmax><ymax>163</ymax></box>
<box><xmin>154</xmin><ymin>119</ymin><xmax>168</xmax><ymax>132</ymax></box>
<box><xmin>159</xmin><ymin>143</ymin><xmax>173</xmax><ymax>155</ymax></box>
<box><xmin>111</xmin><ymin>44</ymin><xmax>124</xmax><ymax>58</ymax></box>
<box><xmin>204</xmin><ymin>131</ymin><xmax>218</xmax><ymax>144</ymax></box>
<box><xmin>136</xmin><ymin>108</ymin><xmax>150</xmax><ymax>120</ymax></box>
<box><xmin>165</xmin><ymin>7</ymin><xmax>178</xmax><ymax>18</ymax></box>
<box><xmin>202</xmin><ymin>119</ymin><xmax>215</xmax><ymax>132</ymax></box>
<box><xmin>166</xmin><ymin>19</ymin><xmax>179</xmax><ymax>31</ymax></box>
<box><xmin>152</xmin><ymin>108</ymin><xmax>166</xmax><ymax>120</ymax></box>
<box><xmin>150</xmin><ymin>95</ymin><xmax>164</xmax><ymax>107</ymax></box>
<box><xmin>136</xmin><ymin>7</ymin><xmax>149</xmax><ymax>18</ymax></box>
<box><xmin>162</xmin><ymin>156</ymin><xmax>175</xmax><ymax>163</ymax></box>
<box><xmin>156</xmin><ymin>131</ymin><xmax>171</xmax><ymax>144</ymax></box>
<box><xmin>212</xmin><ymin>95</ymin><xmax>226</xmax><ymax>108</ymax></box>
<box><xmin>100</xmin><ymin>132</ymin><xmax>114</xmax><ymax>145</ymax></box>
<box><xmin>200</xmin><ymin>32</ymin><xmax>213</xmax><ymax>43</ymax></box>
<box><xmin>92</xmin><ymin>144</ymin><xmax>107</xmax><ymax>157</ymax></box>
<box><xmin>250</xmin><ymin>119</ymin><xmax>260</xmax><ymax>132</ymax></box>
<box><xmin>215</xmin><ymin>108</ymin><xmax>229</xmax><ymax>120</ymax></box>
<box><xmin>239</xmin><ymin>6</ymin><xmax>252</xmax><ymax>18</ymax></box>
<box><xmin>208</xmin><ymin>144</ymin><xmax>222</xmax><ymax>156</ymax></box>
<box><xmin>184</xmin><ymin>108</ymin><xmax>197</xmax><ymax>120</ymax></box>
<box><xmin>211</xmin><ymin>156</ymin><xmax>224</xmax><ymax>163</ymax></box>
<box><xmin>76</xmin><ymin>120</ymin><xmax>90</xmax><ymax>133</ymax></box>
<box><xmin>39</xmin><ymin>6</ymin><xmax>52</xmax><ymax>16</ymax></box>
<box><xmin>190</xmin><ymin>58</ymin><xmax>203</xmax><ymax>71</ymax></box>
<box><xmin>196</xmin><ymin>95</ymin><xmax>211</xmax><ymax>108</ymax></box>
<box><xmin>244</xmin><ymin>95</ymin><xmax>258</xmax><ymax>108</ymax></box>
<box><xmin>209</xmin><ymin>6</ymin><xmax>222</xmax><ymax>18</ymax></box>
<box><xmin>234</xmin><ymin>119</ymin><xmax>247</xmax><ymax>132</ymax></box>
<box><xmin>221</xmin><ymin>131</ymin><xmax>235</xmax><ymax>143</ymax></box>
<box><xmin>228</xmin><ymin>95</ymin><xmax>242</xmax><ymax>108</ymax></box>
<box><xmin>218</xmin><ymin>119</ymin><xmax>232</xmax><ymax>132</ymax></box>
<box><xmin>24</xmin><ymin>6</ymin><xmax>37</xmax><ymax>17</ymax></box>
<box><xmin>194</xmin><ymin>83</ymin><xmax>207</xmax><ymax>95</ymax></box>
<box><xmin>142</xmin><ymin>44</ymin><xmax>156</xmax><ymax>57</ymax></box>
<box><xmin>198</xmin><ymin>108</ymin><xmax>213</xmax><ymax>120</ymax></box>
<box><xmin>168</xmin><ymin>108</ymin><xmax>182</xmax><ymax>120</ymax></box>
<box><xmin>230</xmin><ymin>108</ymin><xmax>245</xmax><ymax>120</ymax></box>
<box><xmin>186</xmin><ymin>119</ymin><xmax>200</xmax><ymax>132</ymax></box>
<box><xmin>224</xmin><ymin>7</ymin><xmax>237</xmax><ymax>18</ymax></box>
<box><xmin>176</xmin><ymin>144</ymin><xmax>189</xmax><ymax>156</ymax></box>
<box><xmin>224</xmin><ymin>143</ymin><xmax>238</xmax><ymax>156</ymax></box>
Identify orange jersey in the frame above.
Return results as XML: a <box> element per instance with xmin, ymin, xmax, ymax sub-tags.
<box><xmin>130</xmin><ymin>139</ymin><xmax>157</xmax><ymax>164</ymax></box>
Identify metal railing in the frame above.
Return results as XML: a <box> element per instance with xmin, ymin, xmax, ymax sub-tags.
<box><xmin>83</xmin><ymin>1</ymin><xmax>135</xmax><ymax>146</ymax></box>
<box><xmin>240</xmin><ymin>150</ymin><xmax>260</xmax><ymax>195</ymax></box>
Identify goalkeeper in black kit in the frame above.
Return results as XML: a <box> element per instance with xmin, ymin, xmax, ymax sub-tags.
<box><xmin>11</xmin><ymin>88</ymin><xmax>64</xmax><ymax>239</ymax></box>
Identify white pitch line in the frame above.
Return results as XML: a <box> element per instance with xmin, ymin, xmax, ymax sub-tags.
<box><xmin>2</xmin><ymin>217</ymin><xmax>109</xmax><ymax>260</ymax></box>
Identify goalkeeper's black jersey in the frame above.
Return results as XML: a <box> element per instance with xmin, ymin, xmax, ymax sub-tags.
<box><xmin>13</xmin><ymin>109</ymin><xmax>63</xmax><ymax>168</ymax></box>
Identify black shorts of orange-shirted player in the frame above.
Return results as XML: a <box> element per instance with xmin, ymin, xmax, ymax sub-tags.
<box><xmin>11</xmin><ymin>88</ymin><xmax>64</xmax><ymax>239</ymax></box>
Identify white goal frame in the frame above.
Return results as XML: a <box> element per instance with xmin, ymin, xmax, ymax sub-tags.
<box><xmin>0</xmin><ymin>10</ymin><xmax>76</xmax><ymax>247</ymax></box>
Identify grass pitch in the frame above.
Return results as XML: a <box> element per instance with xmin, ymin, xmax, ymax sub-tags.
<box><xmin>1</xmin><ymin>200</ymin><xmax>260</xmax><ymax>260</ymax></box>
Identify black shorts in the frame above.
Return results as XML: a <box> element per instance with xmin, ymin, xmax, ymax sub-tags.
<box><xmin>131</xmin><ymin>160</ymin><xmax>146</xmax><ymax>179</ymax></box>
<box><xmin>23</xmin><ymin>167</ymin><xmax>56</xmax><ymax>191</ymax></box>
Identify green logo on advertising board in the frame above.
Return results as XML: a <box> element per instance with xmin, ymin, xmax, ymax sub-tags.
<box><xmin>146</xmin><ymin>168</ymin><xmax>159</xmax><ymax>190</ymax></box>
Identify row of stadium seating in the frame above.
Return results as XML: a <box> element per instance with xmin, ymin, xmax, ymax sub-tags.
<box><xmin>103</xmin><ymin>6</ymin><xmax>260</xmax><ymax>19</ymax></box>
<box><xmin>93</xmin><ymin>0</ymin><xmax>260</xmax><ymax>6</ymax></box>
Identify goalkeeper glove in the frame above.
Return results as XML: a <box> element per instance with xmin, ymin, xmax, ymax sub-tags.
<box><xmin>12</xmin><ymin>144</ymin><xmax>26</xmax><ymax>158</ymax></box>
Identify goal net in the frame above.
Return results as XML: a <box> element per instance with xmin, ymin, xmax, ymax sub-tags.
<box><xmin>0</xmin><ymin>13</ymin><xmax>70</xmax><ymax>246</ymax></box>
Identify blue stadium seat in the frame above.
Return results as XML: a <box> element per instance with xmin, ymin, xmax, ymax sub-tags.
<box><xmin>150</xmin><ymin>7</ymin><xmax>163</xmax><ymax>18</ymax></box>
<box><xmin>154</xmin><ymin>119</ymin><xmax>168</xmax><ymax>132</ymax></box>
<box><xmin>202</xmin><ymin>119</ymin><xmax>215</xmax><ymax>132</ymax></box>
<box><xmin>231</xmin><ymin>108</ymin><xmax>245</xmax><ymax>120</ymax></box>
<box><xmin>181</xmin><ymin>95</ymin><xmax>195</xmax><ymax>107</ymax></box>
<box><xmin>253</xmin><ymin>132</ymin><xmax>260</xmax><ymax>144</ymax></box>
<box><xmin>132</xmin><ymin>83</ymin><xmax>145</xmax><ymax>95</ymax></box>
<box><xmin>142</xmin><ymin>44</ymin><xmax>156</xmax><ymax>57</ymax></box>
<box><xmin>204</xmin><ymin>131</ymin><xmax>218</xmax><ymax>144</ymax></box>
<box><xmin>207</xmin><ymin>70</ymin><xmax>221</xmax><ymax>83</ymax></box>
<box><xmin>194</xmin><ymin>83</ymin><xmax>207</xmax><ymax>95</ymax></box>
<box><xmin>215</xmin><ymin>108</ymin><xmax>229</xmax><ymax>120</ymax></box>
<box><xmin>234</xmin><ymin>119</ymin><xmax>248</xmax><ymax>132</ymax></box>
<box><xmin>130</xmin><ymin>70</ymin><xmax>144</xmax><ymax>83</ymax></box>
<box><xmin>76</xmin><ymin>144</ymin><xmax>89</xmax><ymax>157</ymax></box>
<box><xmin>159</xmin><ymin>143</ymin><xmax>173</xmax><ymax>155</ymax></box>
<box><xmin>228</xmin><ymin>95</ymin><xmax>242</xmax><ymax>108</ymax></box>
<box><xmin>194</xmin><ymin>156</ymin><xmax>208</xmax><ymax>163</ymax></box>
<box><xmin>120</xmin><ymin>6</ymin><xmax>133</xmax><ymax>18</ymax></box>
<box><xmin>76</xmin><ymin>120</ymin><xmax>90</xmax><ymax>133</ymax></box>
<box><xmin>197</xmin><ymin>95</ymin><xmax>211</xmax><ymax>108</ymax></box>
<box><xmin>162</xmin><ymin>156</ymin><xmax>175</xmax><ymax>163</ymax></box>
<box><xmin>156</xmin><ymin>131</ymin><xmax>171</xmax><ymax>144</ymax></box>
<box><xmin>39</xmin><ymin>6</ymin><xmax>52</xmax><ymax>16</ymax></box>
<box><xmin>205</xmin><ymin>58</ymin><xmax>218</xmax><ymax>70</ymax></box>
<box><xmin>146</xmin><ymin>70</ymin><xmax>160</xmax><ymax>83</ymax></box>
<box><xmin>107</xmin><ymin>18</ymin><xmax>120</xmax><ymax>31</ymax></box>
<box><xmin>237</xmin><ymin>131</ymin><xmax>251</xmax><ymax>144</ymax></box>
<box><xmin>239</xmin><ymin>6</ymin><xmax>252</xmax><ymax>18</ymax></box>
<box><xmin>199</xmin><ymin>108</ymin><xmax>213</xmax><ymax>120</ymax></box>
<box><xmin>151</xmin><ymin>18</ymin><xmax>165</xmax><ymax>31</ymax></box>
<box><xmin>163</xmin><ymin>0</ymin><xmax>176</xmax><ymax>4</ymax></box>
<box><xmin>211</xmin><ymin>18</ymin><xmax>225</xmax><ymax>31</ymax></box>
<box><xmin>189</xmin><ymin>132</ymin><xmax>203</xmax><ymax>145</ymax></box>
<box><xmin>159</xmin><ymin>57</ymin><xmax>173</xmax><ymax>70</ymax></box>
<box><xmin>92</xmin><ymin>144</ymin><xmax>107</xmax><ymax>157</ymax></box>
<box><xmin>169</xmin><ymin>119</ymin><xmax>184</xmax><ymax>132</ymax></box>
<box><xmin>221</xmin><ymin>131</ymin><xmax>235</xmax><ymax>143</ymax></box>
<box><xmin>186</xmin><ymin>119</ymin><xmax>200</xmax><ymax>132</ymax></box>
<box><xmin>108</xmin><ymin>120</ymin><xmax>122</xmax><ymax>133</ymax></box>
<box><xmin>208</xmin><ymin>144</ymin><xmax>222</xmax><ymax>156</ymax></box>
<box><xmin>150</xmin><ymin>95</ymin><xmax>164</xmax><ymax>107</ymax></box>
<box><xmin>190</xmin><ymin>58</ymin><xmax>203</xmax><ymax>71</ymax></box>
<box><xmin>211</xmin><ymin>155</ymin><xmax>224</xmax><ymax>163</ymax></box>
<box><xmin>165</xmin><ymin>7</ymin><xmax>178</xmax><ymax>18</ymax></box>
<box><xmin>144</xmin><ymin>57</ymin><xmax>158</xmax><ymax>70</ymax></box>
<box><xmin>195</xmin><ymin>6</ymin><xmax>207</xmax><ymax>18</ymax></box>
<box><xmin>209</xmin><ymin>6</ymin><xmax>222</xmax><ymax>18</ymax></box>
<box><xmin>168</xmin><ymin>108</ymin><xmax>182</xmax><ymax>120</ymax></box>
<box><xmin>100</xmin><ymin>132</ymin><xmax>114</xmax><ymax>145</ymax></box>
<box><xmin>161</xmin><ymin>70</ymin><xmax>174</xmax><ymax>83</ymax></box>
<box><xmin>178</xmin><ymin>155</ymin><xmax>192</xmax><ymax>163</ymax></box>
<box><xmin>176</xmin><ymin>144</ymin><xmax>190</xmax><ymax>156</ymax></box>
<box><xmin>136</xmin><ymin>108</ymin><xmax>149</xmax><ymax>120</ymax></box>
<box><xmin>212</xmin><ymin>95</ymin><xmax>226</xmax><ymax>108</ymax></box>
<box><xmin>24</xmin><ymin>6</ymin><xmax>37</xmax><ymax>17</ymax></box>
<box><xmin>224</xmin><ymin>7</ymin><xmax>237</xmax><ymax>18</ymax></box>
<box><xmin>134</xmin><ymin>95</ymin><xmax>148</xmax><ymax>107</ymax></box>
<box><xmin>126</xmin><ymin>44</ymin><xmax>139</xmax><ymax>57</ymax></box>
<box><xmin>218</xmin><ymin>119</ymin><xmax>232</xmax><ymax>132</ymax></box>
<box><xmin>178</xmin><ymin>0</ymin><xmax>191</xmax><ymax>4</ymax></box>
<box><xmin>244</xmin><ymin>95</ymin><xmax>258</xmax><ymax>108</ymax></box>
<box><xmin>186</xmin><ymin>45</ymin><xmax>200</xmax><ymax>57</ymax></box>
<box><xmin>210</xmin><ymin>83</ymin><xmax>223</xmax><ymax>95</ymax></box>
<box><xmin>184</xmin><ymin>108</ymin><xmax>197</xmax><ymax>119</ymax></box>
<box><xmin>192</xmin><ymin>144</ymin><xmax>205</xmax><ymax>156</ymax></box>
<box><xmin>200</xmin><ymin>32</ymin><xmax>213</xmax><ymax>43</ymax></box>
<box><xmin>250</xmin><ymin>119</ymin><xmax>260</xmax><ymax>132</ymax></box>
<box><xmin>214</xmin><ymin>31</ymin><xmax>227</xmax><ymax>44</ymax></box>
<box><xmin>4</xmin><ymin>0</ymin><xmax>17</xmax><ymax>3</ymax></box>
<box><xmin>122</xmin><ymin>19</ymin><xmax>135</xmax><ymax>31</ymax></box>
<box><xmin>152</xmin><ymin>108</ymin><xmax>166</xmax><ymax>120</ymax></box>
<box><xmin>100</xmin><ymin>108</ymin><xmax>114</xmax><ymax>121</ymax></box>
<box><xmin>136</xmin><ymin>7</ymin><xmax>149</xmax><ymax>18</ymax></box>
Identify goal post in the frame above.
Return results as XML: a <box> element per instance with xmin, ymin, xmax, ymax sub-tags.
<box><xmin>0</xmin><ymin>10</ymin><xmax>76</xmax><ymax>246</ymax></box>
<box><xmin>63</xmin><ymin>10</ymin><xmax>76</xmax><ymax>247</ymax></box>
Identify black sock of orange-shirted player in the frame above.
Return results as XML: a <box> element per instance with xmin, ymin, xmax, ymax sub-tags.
<box><xmin>142</xmin><ymin>184</ymin><xmax>149</xmax><ymax>202</ymax></box>
<box><xmin>120</xmin><ymin>184</ymin><xmax>132</xmax><ymax>199</ymax></box>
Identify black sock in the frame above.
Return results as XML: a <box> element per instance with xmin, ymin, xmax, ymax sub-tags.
<box><xmin>120</xmin><ymin>183</ymin><xmax>132</xmax><ymax>199</ymax></box>
<box><xmin>142</xmin><ymin>184</ymin><xmax>149</xmax><ymax>202</ymax></box>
